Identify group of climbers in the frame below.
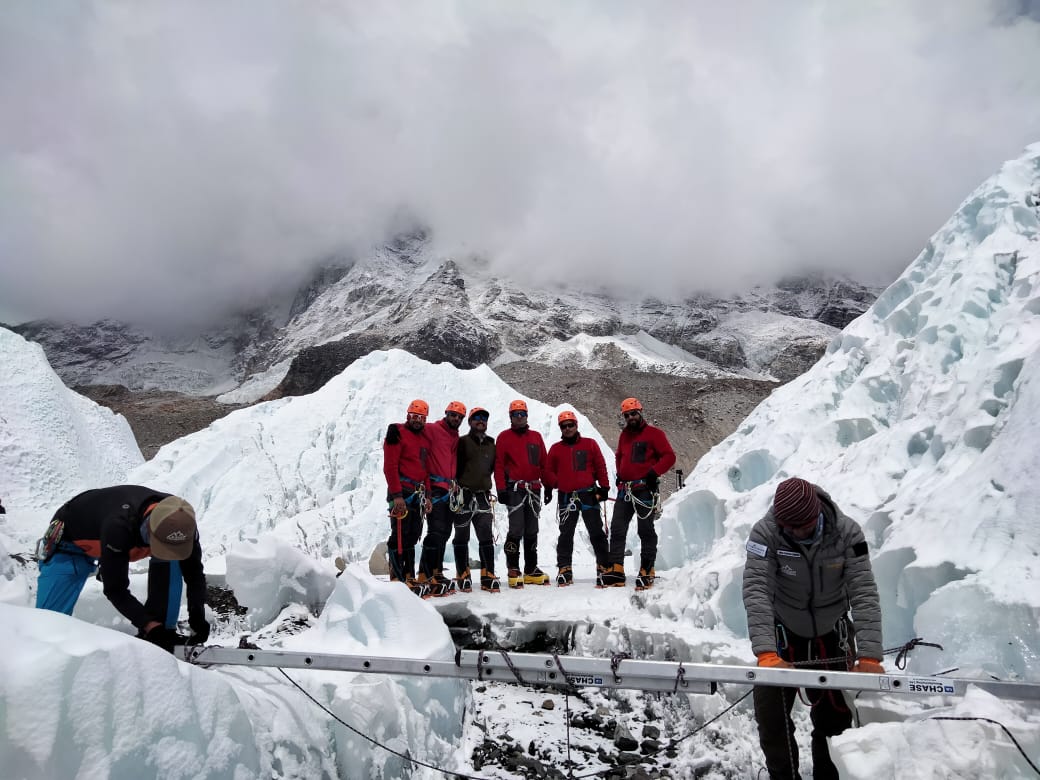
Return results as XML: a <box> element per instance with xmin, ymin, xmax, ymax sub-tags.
<box><xmin>381</xmin><ymin>396</ymin><xmax>676</xmax><ymax>597</ymax></box>
<box><xmin>27</xmin><ymin>396</ymin><xmax>884</xmax><ymax>778</ymax></box>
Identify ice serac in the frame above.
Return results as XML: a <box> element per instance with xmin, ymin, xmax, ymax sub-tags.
<box><xmin>0</xmin><ymin>604</ymin><xmax>278</xmax><ymax>780</ymax></box>
<box><xmin>658</xmin><ymin>143</ymin><xmax>1040</xmax><ymax>682</ymax></box>
<box><xmin>226</xmin><ymin>537</ymin><xmax>337</xmax><ymax>628</ymax></box>
<box><xmin>0</xmin><ymin>326</ymin><xmax>143</xmax><ymax>525</ymax></box>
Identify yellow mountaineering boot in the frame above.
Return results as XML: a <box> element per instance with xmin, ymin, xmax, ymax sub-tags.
<box><xmin>507</xmin><ymin>568</ymin><xmax>525</xmax><ymax>589</ymax></box>
<box><xmin>523</xmin><ymin>567</ymin><xmax>550</xmax><ymax>586</ymax></box>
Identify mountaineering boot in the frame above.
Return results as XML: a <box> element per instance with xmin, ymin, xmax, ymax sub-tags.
<box><xmin>507</xmin><ymin>568</ymin><xmax>525</xmax><ymax>589</ymax></box>
<box><xmin>523</xmin><ymin>567</ymin><xmax>550</xmax><ymax>586</ymax></box>
<box><xmin>556</xmin><ymin>566</ymin><xmax>573</xmax><ymax>587</ymax></box>
<box><xmin>634</xmin><ymin>567</ymin><xmax>656</xmax><ymax>591</ymax></box>
<box><xmin>455</xmin><ymin>568</ymin><xmax>473</xmax><ymax>593</ymax></box>
<box><xmin>595</xmin><ymin>564</ymin><xmax>607</xmax><ymax>588</ymax></box>
<box><xmin>480</xmin><ymin>568</ymin><xmax>501</xmax><ymax>593</ymax></box>
<box><xmin>428</xmin><ymin>571</ymin><xmax>455</xmax><ymax>597</ymax></box>
<box><xmin>600</xmin><ymin>563</ymin><xmax>626</xmax><ymax>588</ymax></box>
<box><xmin>406</xmin><ymin>576</ymin><xmax>431</xmax><ymax>599</ymax></box>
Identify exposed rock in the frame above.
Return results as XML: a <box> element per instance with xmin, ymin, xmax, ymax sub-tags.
<box><xmin>265</xmin><ymin>333</ymin><xmax>384</xmax><ymax>398</ymax></box>
<box><xmin>614</xmin><ymin>722</ymin><xmax>639</xmax><ymax>752</ymax></box>
<box><xmin>764</xmin><ymin>337</ymin><xmax>832</xmax><ymax>382</ymax></box>
<box><xmin>684</xmin><ymin>333</ymin><xmax>748</xmax><ymax>369</ymax></box>
<box><xmin>368</xmin><ymin>542</ymin><xmax>389</xmax><ymax>575</ymax></box>
<box><xmin>815</xmin><ymin>279</ymin><xmax>878</xmax><ymax>328</ymax></box>
<box><xmin>394</xmin><ymin>312</ymin><xmax>500</xmax><ymax>368</ymax></box>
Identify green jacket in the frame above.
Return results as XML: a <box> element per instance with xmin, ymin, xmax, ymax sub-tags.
<box><xmin>457</xmin><ymin>431</ymin><xmax>495</xmax><ymax>492</ymax></box>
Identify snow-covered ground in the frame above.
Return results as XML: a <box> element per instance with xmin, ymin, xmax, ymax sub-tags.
<box><xmin>2</xmin><ymin>143</ymin><xmax>1040</xmax><ymax>778</ymax></box>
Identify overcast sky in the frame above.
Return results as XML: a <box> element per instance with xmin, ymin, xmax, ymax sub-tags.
<box><xmin>2</xmin><ymin>1</ymin><xmax>1039</xmax><ymax>326</ymax></box>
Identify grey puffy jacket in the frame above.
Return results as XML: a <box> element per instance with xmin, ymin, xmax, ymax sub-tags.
<box><xmin>742</xmin><ymin>486</ymin><xmax>883</xmax><ymax>660</ymax></box>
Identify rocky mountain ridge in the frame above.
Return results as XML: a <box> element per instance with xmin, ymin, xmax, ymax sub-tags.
<box><xmin>12</xmin><ymin>233</ymin><xmax>880</xmax><ymax>401</ymax></box>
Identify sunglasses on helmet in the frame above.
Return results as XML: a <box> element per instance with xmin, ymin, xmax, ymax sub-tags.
<box><xmin>559</xmin><ymin>421</ymin><xmax>577</xmax><ymax>429</ymax></box>
<box><xmin>510</xmin><ymin>410</ymin><xmax>528</xmax><ymax>418</ymax></box>
<box><xmin>470</xmin><ymin>413</ymin><xmax>489</xmax><ymax>422</ymax></box>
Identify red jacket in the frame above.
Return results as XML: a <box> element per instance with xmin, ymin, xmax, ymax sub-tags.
<box><xmin>383</xmin><ymin>423</ymin><xmax>431</xmax><ymax>497</ymax></box>
<box><xmin>546</xmin><ymin>435</ymin><xmax>609</xmax><ymax>492</ymax></box>
<box><xmin>425</xmin><ymin>419</ymin><xmax>459</xmax><ymax>489</ymax></box>
<box><xmin>615</xmin><ymin>422</ymin><xmax>676</xmax><ymax>482</ymax></box>
<box><xmin>494</xmin><ymin>426</ymin><xmax>547</xmax><ymax>489</ymax></box>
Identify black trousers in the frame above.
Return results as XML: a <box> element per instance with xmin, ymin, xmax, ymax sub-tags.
<box><xmin>607</xmin><ymin>488</ymin><xmax>659</xmax><ymax>570</ymax></box>
<box><xmin>419</xmin><ymin>489</ymin><xmax>456</xmax><ymax>578</ymax></box>
<box><xmin>503</xmin><ymin>489</ymin><xmax>542</xmax><ymax>572</ymax></box>
<box><xmin>753</xmin><ymin>624</ymin><xmax>854</xmax><ymax>780</ymax></box>
<box><xmin>386</xmin><ymin>494</ymin><xmax>423</xmax><ymax>582</ymax></box>
<box><xmin>556</xmin><ymin>492</ymin><xmax>609</xmax><ymax>569</ymax></box>
<box><xmin>453</xmin><ymin>490</ymin><xmax>495</xmax><ymax>575</ymax></box>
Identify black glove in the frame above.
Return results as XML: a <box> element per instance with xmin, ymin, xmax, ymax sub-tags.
<box><xmin>497</xmin><ymin>490</ymin><xmax>509</xmax><ymax>505</ymax></box>
<box><xmin>143</xmin><ymin>625</ymin><xmax>183</xmax><ymax>654</ymax></box>
<box><xmin>644</xmin><ymin>471</ymin><xmax>659</xmax><ymax>490</ymax></box>
<box><xmin>544</xmin><ymin>488</ymin><xmax>553</xmax><ymax>503</ymax></box>
<box><xmin>187</xmin><ymin>619</ymin><xmax>211</xmax><ymax>646</ymax></box>
<box><xmin>596</xmin><ymin>486</ymin><xmax>610</xmax><ymax>502</ymax></box>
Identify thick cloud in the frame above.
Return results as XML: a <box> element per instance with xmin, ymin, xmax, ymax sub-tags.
<box><xmin>1</xmin><ymin>1</ymin><xmax>1038</xmax><ymax>325</ymax></box>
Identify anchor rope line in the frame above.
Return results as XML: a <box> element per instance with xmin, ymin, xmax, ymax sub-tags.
<box><xmin>277</xmin><ymin>668</ymin><xmax>489</xmax><ymax>780</ymax></box>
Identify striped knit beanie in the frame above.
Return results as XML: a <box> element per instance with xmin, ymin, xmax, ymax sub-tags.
<box><xmin>772</xmin><ymin>477</ymin><xmax>821</xmax><ymax>529</ymax></box>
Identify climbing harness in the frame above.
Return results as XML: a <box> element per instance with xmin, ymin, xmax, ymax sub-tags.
<box><xmin>557</xmin><ymin>488</ymin><xmax>599</xmax><ymax>522</ymax></box>
<box><xmin>616</xmin><ymin>480</ymin><xmax>661</xmax><ymax>520</ymax></box>
<box><xmin>504</xmin><ymin>480</ymin><xmax>543</xmax><ymax>513</ymax></box>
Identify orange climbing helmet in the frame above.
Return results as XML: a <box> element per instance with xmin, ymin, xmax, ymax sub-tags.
<box><xmin>620</xmin><ymin>397</ymin><xmax>643</xmax><ymax>413</ymax></box>
<box><xmin>558</xmin><ymin>410</ymin><xmax>578</xmax><ymax>426</ymax></box>
<box><xmin>509</xmin><ymin>399</ymin><xmax>528</xmax><ymax>413</ymax></box>
<box><xmin>469</xmin><ymin>406</ymin><xmax>489</xmax><ymax>420</ymax></box>
<box><xmin>445</xmin><ymin>401</ymin><xmax>467</xmax><ymax>416</ymax></box>
<box><xmin>407</xmin><ymin>399</ymin><xmax>430</xmax><ymax>417</ymax></box>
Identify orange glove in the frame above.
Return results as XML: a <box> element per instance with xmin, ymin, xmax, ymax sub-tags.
<box><xmin>852</xmin><ymin>658</ymin><xmax>885</xmax><ymax>674</ymax></box>
<box><xmin>757</xmin><ymin>652</ymin><xmax>793</xmax><ymax>668</ymax></box>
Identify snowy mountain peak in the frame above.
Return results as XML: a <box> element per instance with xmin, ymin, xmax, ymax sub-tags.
<box><xmin>13</xmin><ymin>231</ymin><xmax>880</xmax><ymax>398</ymax></box>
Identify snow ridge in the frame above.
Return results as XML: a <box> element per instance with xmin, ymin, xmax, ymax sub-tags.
<box><xmin>0</xmin><ymin>328</ymin><xmax>142</xmax><ymax>521</ymax></box>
